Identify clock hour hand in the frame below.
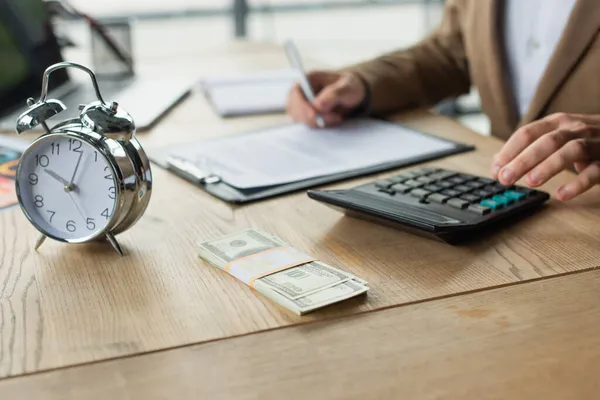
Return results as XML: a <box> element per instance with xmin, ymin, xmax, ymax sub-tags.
<box><xmin>44</xmin><ymin>168</ymin><xmax>73</xmax><ymax>191</ymax></box>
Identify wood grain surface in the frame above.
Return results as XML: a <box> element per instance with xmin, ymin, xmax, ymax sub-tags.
<box><xmin>2</xmin><ymin>40</ymin><xmax>600</xmax><ymax>379</ymax></box>
<box><xmin>3</xmin><ymin>267</ymin><xmax>600</xmax><ymax>400</ymax></box>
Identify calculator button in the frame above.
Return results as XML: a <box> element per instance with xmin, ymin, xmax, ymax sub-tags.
<box><xmin>375</xmin><ymin>179</ymin><xmax>395</xmax><ymax>189</ymax></box>
<box><xmin>460</xmin><ymin>194</ymin><xmax>481</xmax><ymax>203</ymax></box>
<box><xmin>410</xmin><ymin>188</ymin><xmax>432</xmax><ymax>199</ymax></box>
<box><xmin>467</xmin><ymin>204</ymin><xmax>492</xmax><ymax>215</ymax></box>
<box><xmin>408</xmin><ymin>169</ymin><xmax>430</xmax><ymax>178</ymax></box>
<box><xmin>391</xmin><ymin>173</ymin><xmax>415</xmax><ymax>182</ymax></box>
<box><xmin>448</xmin><ymin>176</ymin><xmax>467</xmax><ymax>185</ymax></box>
<box><xmin>426</xmin><ymin>173</ymin><xmax>443</xmax><ymax>181</ymax></box>
<box><xmin>483</xmin><ymin>185</ymin><xmax>504</xmax><ymax>195</ymax></box>
<box><xmin>480</xmin><ymin>199</ymin><xmax>503</xmax><ymax>210</ymax></box>
<box><xmin>457</xmin><ymin>174</ymin><xmax>476</xmax><ymax>181</ymax></box>
<box><xmin>465</xmin><ymin>181</ymin><xmax>485</xmax><ymax>189</ymax></box>
<box><xmin>417</xmin><ymin>167</ymin><xmax>440</xmax><ymax>174</ymax></box>
<box><xmin>473</xmin><ymin>189</ymin><xmax>492</xmax><ymax>198</ymax></box>
<box><xmin>441</xmin><ymin>189</ymin><xmax>461</xmax><ymax>197</ymax></box>
<box><xmin>454</xmin><ymin>185</ymin><xmax>473</xmax><ymax>193</ymax></box>
<box><xmin>477</xmin><ymin>178</ymin><xmax>495</xmax><ymax>185</ymax></box>
<box><xmin>416</xmin><ymin>176</ymin><xmax>437</xmax><ymax>184</ymax></box>
<box><xmin>447</xmin><ymin>198</ymin><xmax>470</xmax><ymax>209</ymax></box>
<box><xmin>437</xmin><ymin>181</ymin><xmax>454</xmax><ymax>189</ymax></box>
<box><xmin>428</xmin><ymin>193</ymin><xmax>449</xmax><ymax>204</ymax></box>
<box><xmin>495</xmin><ymin>183</ymin><xmax>513</xmax><ymax>191</ymax></box>
<box><xmin>431</xmin><ymin>171</ymin><xmax>457</xmax><ymax>180</ymax></box>
<box><xmin>404</xmin><ymin>179</ymin><xmax>424</xmax><ymax>188</ymax></box>
<box><xmin>492</xmin><ymin>194</ymin><xmax>513</xmax><ymax>206</ymax></box>
<box><xmin>396</xmin><ymin>170</ymin><xmax>420</xmax><ymax>179</ymax></box>
<box><xmin>388</xmin><ymin>175</ymin><xmax>408</xmax><ymax>184</ymax></box>
<box><xmin>423</xmin><ymin>184</ymin><xmax>443</xmax><ymax>192</ymax></box>
<box><xmin>515</xmin><ymin>187</ymin><xmax>535</xmax><ymax>196</ymax></box>
<box><xmin>378</xmin><ymin>188</ymin><xmax>395</xmax><ymax>195</ymax></box>
<box><xmin>503</xmin><ymin>190</ymin><xmax>526</xmax><ymax>201</ymax></box>
<box><xmin>390</xmin><ymin>183</ymin><xmax>411</xmax><ymax>194</ymax></box>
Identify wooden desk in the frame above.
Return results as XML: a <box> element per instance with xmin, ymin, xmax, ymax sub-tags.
<box><xmin>1</xmin><ymin>37</ymin><xmax>600</xmax><ymax>398</ymax></box>
<box><xmin>3</xmin><ymin>266</ymin><xmax>600</xmax><ymax>400</ymax></box>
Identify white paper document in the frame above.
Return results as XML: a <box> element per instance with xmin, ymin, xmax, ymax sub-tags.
<box><xmin>161</xmin><ymin>118</ymin><xmax>458</xmax><ymax>189</ymax></box>
<box><xmin>201</xmin><ymin>69</ymin><xmax>299</xmax><ymax>116</ymax></box>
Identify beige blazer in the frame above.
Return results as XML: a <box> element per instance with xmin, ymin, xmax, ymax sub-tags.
<box><xmin>346</xmin><ymin>0</ymin><xmax>600</xmax><ymax>140</ymax></box>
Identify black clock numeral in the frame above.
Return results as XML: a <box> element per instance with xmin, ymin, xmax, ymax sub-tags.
<box><xmin>68</xmin><ymin>138</ymin><xmax>83</xmax><ymax>153</ymax></box>
<box><xmin>104</xmin><ymin>166</ymin><xmax>112</xmax><ymax>180</ymax></box>
<box><xmin>50</xmin><ymin>142</ymin><xmax>60</xmax><ymax>155</ymax></box>
<box><xmin>35</xmin><ymin>154</ymin><xmax>49</xmax><ymax>167</ymax></box>
<box><xmin>86</xmin><ymin>218</ymin><xmax>96</xmax><ymax>230</ymax></box>
<box><xmin>101</xmin><ymin>208</ymin><xmax>111</xmax><ymax>220</ymax></box>
<box><xmin>108</xmin><ymin>186</ymin><xmax>116</xmax><ymax>199</ymax></box>
<box><xmin>66</xmin><ymin>220</ymin><xmax>76</xmax><ymax>232</ymax></box>
<box><xmin>94</xmin><ymin>151</ymin><xmax>98</xmax><ymax>162</ymax></box>
<box><xmin>46</xmin><ymin>210</ymin><xmax>56</xmax><ymax>223</ymax></box>
<box><xmin>28</xmin><ymin>173</ymin><xmax>38</xmax><ymax>185</ymax></box>
<box><xmin>34</xmin><ymin>195</ymin><xmax>44</xmax><ymax>208</ymax></box>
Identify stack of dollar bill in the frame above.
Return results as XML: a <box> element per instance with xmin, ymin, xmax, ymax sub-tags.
<box><xmin>197</xmin><ymin>228</ymin><xmax>368</xmax><ymax>315</ymax></box>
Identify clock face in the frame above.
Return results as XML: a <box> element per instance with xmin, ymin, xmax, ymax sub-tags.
<box><xmin>16</xmin><ymin>134</ymin><xmax>118</xmax><ymax>242</ymax></box>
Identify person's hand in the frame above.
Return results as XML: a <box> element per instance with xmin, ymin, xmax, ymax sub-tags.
<box><xmin>491</xmin><ymin>113</ymin><xmax>600</xmax><ymax>201</ymax></box>
<box><xmin>286</xmin><ymin>70</ymin><xmax>367</xmax><ymax>128</ymax></box>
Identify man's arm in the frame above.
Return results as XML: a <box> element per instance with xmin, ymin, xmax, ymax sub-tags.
<box><xmin>344</xmin><ymin>0</ymin><xmax>471</xmax><ymax>116</ymax></box>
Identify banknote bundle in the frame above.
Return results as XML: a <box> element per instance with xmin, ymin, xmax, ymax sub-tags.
<box><xmin>197</xmin><ymin>228</ymin><xmax>368</xmax><ymax>315</ymax></box>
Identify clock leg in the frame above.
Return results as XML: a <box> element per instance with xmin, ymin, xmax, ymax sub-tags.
<box><xmin>34</xmin><ymin>234</ymin><xmax>47</xmax><ymax>251</ymax></box>
<box><xmin>106</xmin><ymin>232</ymin><xmax>124</xmax><ymax>257</ymax></box>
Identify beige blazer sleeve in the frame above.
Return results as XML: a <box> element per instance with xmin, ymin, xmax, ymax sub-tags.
<box><xmin>345</xmin><ymin>0</ymin><xmax>471</xmax><ymax>116</ymax></box>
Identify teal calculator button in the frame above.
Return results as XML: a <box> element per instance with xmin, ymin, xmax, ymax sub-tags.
<box><xmin>480</xmin><ymin>199</ymin><xmax>501</xmax><ymax>210</ymax></box>
<box><xmin>492</xmin><ymin>195</ymin><xmax>512</xmax><ymax>205</ymax></box>
<box><xmin>503</xmin><ymin>190</ymin><xmax>526</xmax><ymax>201</ymax></box>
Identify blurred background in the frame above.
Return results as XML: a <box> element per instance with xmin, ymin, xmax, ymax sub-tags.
<box><xmin>0</xmin><ymin>0</ymin><xmax>488</xmax><ymax>134</ymax></box>
<box><xmin>63</xmin><ymin>0</ymin><xmax>489</xmax><ymax>134</ymax></box>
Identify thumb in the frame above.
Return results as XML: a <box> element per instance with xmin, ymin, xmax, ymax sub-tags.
<box><xmin>313</xmin><ymin>81</ymin><xmax>352</xmax><ymax>112</ymax></box>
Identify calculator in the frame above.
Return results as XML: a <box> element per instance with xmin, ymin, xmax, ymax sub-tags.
<box><xmin>307</xmin><ymin>167</ymin><xmax>550</xmax><ymax>243</ymax></box>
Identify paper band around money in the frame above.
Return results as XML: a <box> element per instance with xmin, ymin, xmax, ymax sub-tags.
<box><xmin>225</xmin><ymin>245</ymin><xmax>316</xmax><ymax>288</ymax></box>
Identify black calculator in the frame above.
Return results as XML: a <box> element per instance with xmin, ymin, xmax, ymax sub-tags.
<box><xmin>307</xmin><ymin>167</ymin><xmax>550</xmax><ymax>243</ymax></box>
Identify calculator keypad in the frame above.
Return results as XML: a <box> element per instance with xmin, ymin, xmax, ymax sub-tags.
<box><xmin>377</xmin><ymin>167</ymin><xmax>536</xmax><ymax>217</ymax></box>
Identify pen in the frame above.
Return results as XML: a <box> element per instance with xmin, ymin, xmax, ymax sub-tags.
<box><xmin>283</xmin><ymin>39</ymin><xmax>325</xmax><ymax>128</ymax></box>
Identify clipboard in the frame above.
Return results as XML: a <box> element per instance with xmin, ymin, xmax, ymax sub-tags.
<box><xmin>150</xmin><ymin>120</ymin><xmax>474</xmax><ymax>204</ymax></box>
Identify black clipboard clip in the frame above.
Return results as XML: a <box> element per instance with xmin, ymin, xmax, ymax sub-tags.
<box><xmin>166</xmin><ymin>156</ymin><xmax>221</xmax><ymax>185</ymax></box>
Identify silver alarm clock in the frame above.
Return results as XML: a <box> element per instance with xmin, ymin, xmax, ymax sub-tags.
<box><xmin>14</xmin><ymin>62</ymin><xmax>152</xmax><ymax>256</ymax></box>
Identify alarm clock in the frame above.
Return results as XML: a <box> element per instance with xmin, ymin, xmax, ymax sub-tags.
<box><xmin>14</xmin><ymin>62</ymin><xmax>152</xmax><ymax>256</ymax></box>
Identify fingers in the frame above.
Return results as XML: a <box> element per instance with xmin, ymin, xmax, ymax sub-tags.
<box><xmin>314</xmin><ymin>74</ymin><xmax>366</xmax><ymax>114</ymax></box>
<box><xmin>287</xmin><ymin>84</ymin><xmax>343</xmax><ymax>127</ymax></box>
<box><xmin>497</xmin><ymin>129</ymin><xmax>581</xmax><ymax>186</ymax></box>
<box><xmin>287</xmin><ymin>84</ymin><xmax>317</xmax><ymax>126</ymax></box>
<box><xmin>287</xmin><ymin>70</ymin><xmax>361</xmax><ymax>128</ymax></box>
<box><xmin>557</xmin><ymin>162</ymin><xmax>600</xmax><ymax>201</ymax></box>
<box><xmin>525</xmin><ymin>139</ymin><xmax>600</xmax><ymax>187</ymax></box>
<box><xmin>321</xmin><ymin>112</ymin><xmax>343</xmax><ymax>126</ymax></box>
<box><xmin>313</xmin><ymin>83</ymin><xmax>343</xmax><ymax>113</ymax></box>
<box><xmin>313</xmin><ymin>80</ymin><xmax>353</xmax><ymax>113</ymax></box>
<box><xmin>491</xmin><ymin>116</ymin><xmax>560</xmax><ymax>178</ymax></box>
<box><xmin>287</xmin><ymin>71</ymin><xmax>339</xmax><ymax>127</ymax></box>
<box><xmin>307</xmin><ymin>71</ymin><xmax>340</xmax><ymax>93</ymax></box>
<box><xmin>574</xmin><ymin>161</ymin><xmax>589</xmax><ymax>173</ymax></box>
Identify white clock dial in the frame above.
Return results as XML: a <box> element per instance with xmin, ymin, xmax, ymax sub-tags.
<box><xmin>17</xmin><ymin>135</ymin><xmax>118</xmax><ymax>242</ymax></box>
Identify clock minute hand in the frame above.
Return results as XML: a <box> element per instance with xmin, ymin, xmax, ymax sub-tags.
<box><xmin>68</xmin><ymin>151</ymin><xmax>84</xmax><ymax>191</ymax></box>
